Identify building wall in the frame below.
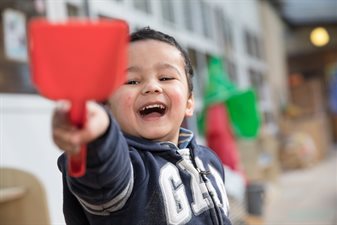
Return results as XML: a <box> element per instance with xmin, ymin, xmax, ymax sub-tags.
<box><xmin>260</xmin><ymin>0</ymin><xmax>289</xmax><ymax>130</ymax></box>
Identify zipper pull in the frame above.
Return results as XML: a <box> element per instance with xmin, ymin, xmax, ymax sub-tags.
<box><xmin>197</xmin><ymin>168</ymin><xmax>210</xmax><ymax>176</ymax></box>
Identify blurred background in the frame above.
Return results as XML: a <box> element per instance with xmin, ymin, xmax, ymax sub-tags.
<box><xmin>0</xmin><ymin>0</ymin><xmax>336</xmax><ymax>224</ymax></box>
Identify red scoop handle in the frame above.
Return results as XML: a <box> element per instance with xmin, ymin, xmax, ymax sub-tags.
<box><xmin>68</xmin><ymin>101</ymin><xmax>87</xmax><ymax>177</ymax></box>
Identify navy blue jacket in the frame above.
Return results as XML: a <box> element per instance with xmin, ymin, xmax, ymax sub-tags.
<box><xmin>58</xmin><ymin>115</ymin><xmax>232</xmax><ymax>225</ymax></box>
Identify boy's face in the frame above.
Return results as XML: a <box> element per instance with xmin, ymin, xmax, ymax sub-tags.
<box><xmin>109</xmin><ymin>39</ymin><xmax>194</xmax><ymax>144</ymax></box>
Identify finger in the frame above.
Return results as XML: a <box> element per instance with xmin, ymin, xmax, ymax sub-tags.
<box><xmin>53</xmin><ymin>129</ymin><xmax>81</xmax><ymax>155</ymax></box>
<box><xmin>84</xmin><ymin>101</ymin><xmax>109</xmax><ymax>138</ymax></box>
<box><xmin>54</xmin><ymin>140</ymin><xmax>80</xmax><ymax>155</ymax></box>
<box><xmin>56</xmin><ymin>100</ymin><xmax>71</xmax><ymax>112</ymax></box>
<box><xmin>53</xmin><ymin>127</ymin><xmax>82</xmax><ymax>144</ymax></box>
<box><xmin>52</xmin><ymin>103</ymin><xmax>75</xmax><ymax>131</ymax></box>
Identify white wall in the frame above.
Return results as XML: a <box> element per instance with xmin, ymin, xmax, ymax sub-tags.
<box><xmin>0</xmin><ymin>94</ymin><xmax>65</xmax><ymax>225</ymax></box>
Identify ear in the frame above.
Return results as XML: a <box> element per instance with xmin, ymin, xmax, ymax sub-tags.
<box><xmin>185</xmin><ymin>94</ymin><xmax>194</xmax><ymax>117</ymax></box>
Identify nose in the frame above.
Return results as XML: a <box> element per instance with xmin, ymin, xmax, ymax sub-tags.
<box><xmin>141</xmin><ymin>79</ymin><xmax>162</xmax><ymax>95</ymax></box>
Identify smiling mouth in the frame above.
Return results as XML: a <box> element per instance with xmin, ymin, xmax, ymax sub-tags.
<box><xmin>139</xmin><ymin>104</ymin><xmax>167</xmax><ymax>117</ymax></box>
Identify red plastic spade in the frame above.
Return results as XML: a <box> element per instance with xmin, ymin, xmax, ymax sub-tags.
<box><xmin>28</xmin><ymin>19</ymin><xmax>129</xmax><ymax>177</ymax></box>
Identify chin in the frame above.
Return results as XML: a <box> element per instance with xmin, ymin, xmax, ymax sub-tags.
<box><xmin>142</xmin><ymin>132</ymin><xmax>170</xmax><ymax>142</ymax></box>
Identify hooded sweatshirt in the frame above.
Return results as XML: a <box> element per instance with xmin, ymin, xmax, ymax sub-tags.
<box><xmin>58</xmin><ymin>113</ymin><xmax>232</xmax><ymax>225</ymax></box>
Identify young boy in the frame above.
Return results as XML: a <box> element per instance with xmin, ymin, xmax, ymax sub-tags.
<box><xmin>53</xmin><ymin>27</ymin><xmax>232</xmax><ymax>225</ymax></box>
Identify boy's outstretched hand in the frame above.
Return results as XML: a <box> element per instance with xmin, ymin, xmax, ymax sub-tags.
<box><xmin>52</xmin><ymin>101</ymin><xmax>109</xmax><ymax>156</ymax></box>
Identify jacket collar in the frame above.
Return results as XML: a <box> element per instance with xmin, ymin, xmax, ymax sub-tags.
<box><xmin>124</xmin><ymin>127</ymin><xmax>194</xmax><ymax>152</ymax></box>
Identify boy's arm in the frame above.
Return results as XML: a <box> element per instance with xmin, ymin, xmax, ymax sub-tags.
<box><xmin>58</xmin><ymin>166</ymin><xmax>90</xmax><ymax>224</ymax></box>
<box><xmin>56</xmin><ymin>103</ymin><xmax>133</xmax><ymax>215</ymax></box>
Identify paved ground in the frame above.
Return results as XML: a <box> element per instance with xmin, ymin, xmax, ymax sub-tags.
<box><xmin>263</xmin><ymin>148</ymin><xmax>337</xmax><ymax>225</ymax></box>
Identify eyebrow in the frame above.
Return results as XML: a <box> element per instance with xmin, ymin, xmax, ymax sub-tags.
<box><xmin>126</xmin><ymin>66</ymin><xmax>141</xmax><ymax>73</ymax></box>
<box><xmin>155</xmin><ymin>63</ymin><xmax>182</xmax><ymax>76</ymax></box>
<box><xmin>126</xmin><ymin>63</ymin><xmax>182</xmax><ymax>76</ymax></box>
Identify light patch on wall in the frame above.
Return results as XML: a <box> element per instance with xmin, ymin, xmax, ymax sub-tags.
<box><xmin>310</xmin><ymin>27</ymin><xmax>330</xmax><ymax>47</ymax></box>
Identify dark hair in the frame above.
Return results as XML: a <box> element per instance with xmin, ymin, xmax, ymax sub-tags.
<box><xmin>130</xmin><ymin>27</ymin><xmax>194</xmax><ymax>94</ymax></box>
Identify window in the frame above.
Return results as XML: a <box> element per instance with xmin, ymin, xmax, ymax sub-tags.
<box><xmin>244</xmin><ymin>29</ymin><xmax>263</xmax><ymax>59</ymax></box>
<box><xmin>200</xmin><ymin>0</ymin><xmax>212</xmax><ymax>39</ymax></box>
<box><xmin>0</xmin><ymin>0</ymin><xmax>44</xmax><ymax>93</ymax></box>
<box><xmin>226</xmin><ymin>59</ymin><xmax>237</xmax><ymax>84</ymax></box>
<box><xmin>249</xmin><ymin>69</ymin><xmax>265</xmax><ymax>101</ymax></box>
<box><xmin>214</xmin><ymin>8</ymin><xmax>234</xmax><ymax>53</ymax></box>
<box><xmin>182</xmin><ymin>0</ymin><xmax>193</xmax><ymax>31</ymax></box>
<box><xmin>214</xmin><ymin>8</ymin><xmax>225</xmax><ymax>47</ymax></box>
<box><xmin>254</xmin><ymin>36</ymin><xmax>264</xmax><ymax>60</ymax></box>
<box><xmin>161</xmin><ymin>0</ymin><xmax>175</xmax><ymax>24</ymax></box>
<box><xmin>188</xmin><ymin>48</ymin><xmax>208</xmax><ymax>103</ymax></box>
<box><xmin>132</xmin><ymin>0</ymin><xmax>151</xmax><ymax>14</ymax></box>
<box><xmin>223</xmin><ymin>17</ymin><xmax>234</xmax><ymax>52</ymax></box>
<box><xmin>244</xmin><ymin>30</ymin><xmax>254</xmax><ymax>57</ymax></box>
<box><xmin>67</xmin><ymin>3</ymin><xmax>80</xmax><ymax>17</ymax></box>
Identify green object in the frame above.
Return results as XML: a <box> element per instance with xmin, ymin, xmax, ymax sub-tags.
<box><xmin>226</xmin><ymin>89</ymin><xmax>261</xmax><ymax>138</ymax></box>
<box><xmin>198</xmin><ymin>56</ymin><xmax>261</xmax><ymax>139</ymax></box>
<box><xmin>202</xmin><ymin>56</ymin><xmax>237</xmax><ymax>107</ymax></box>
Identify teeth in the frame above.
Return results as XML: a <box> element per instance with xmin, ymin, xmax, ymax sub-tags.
<box><xmin>141</xmin><ymin>104</ymin><xmax>166</xmax><ymax>111</ymax></box>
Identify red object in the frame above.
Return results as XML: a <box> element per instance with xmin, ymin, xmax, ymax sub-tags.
<box><xmin>28</xmin><ymin>19</ymin><xmax>129</xmax><ymax>177</ymax></box>
<box><xmin>206</xmin><ymin>104</ymin><xmax>240</xmax><ymax>171</ymax></box>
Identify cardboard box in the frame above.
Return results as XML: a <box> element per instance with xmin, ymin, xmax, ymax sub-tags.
<box><xmin>280</xmin><ymin>113</ymin><xmax>332</xmax><ymax>162</ymax></box>
<box><xmin>289</xmin><ymin>79</ymin><xmax>325</xmax><ymax>116</ymax></box>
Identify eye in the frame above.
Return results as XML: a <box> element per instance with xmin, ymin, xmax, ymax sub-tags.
<box><xmin>125</xmin><ymin>80</ymin><xmax>140</xmax><ymax>85</ymax></box>
<box><xmin>159</xmin><ymin>77</ymin><xmax>175</xmax><ymax>81</ymax></box>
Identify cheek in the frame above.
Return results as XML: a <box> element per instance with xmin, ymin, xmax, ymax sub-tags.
<box><xmin>110</xmin><ymin>92</ymin><xmax>134</xmax><ymax>116</ymax></box>
<box><xmin>170</xmin><ymin>86</ymin><xmax>189</xmax><ymax>107</ymax></box>
<box><xmin>123</xmin><ymin>95</ymin><xmax>134</xmax><ymax>110</ymax></box>
<box><xmin>112</xmin><ymin>90</ymin><xmax>133</xmax><ymax>107</ymax></box>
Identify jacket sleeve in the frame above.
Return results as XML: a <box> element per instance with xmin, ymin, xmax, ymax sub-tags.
<box><xmin>58</xmin><ymin>110</ymin><xmax>133</xmax><ymax>216</ymax></box>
